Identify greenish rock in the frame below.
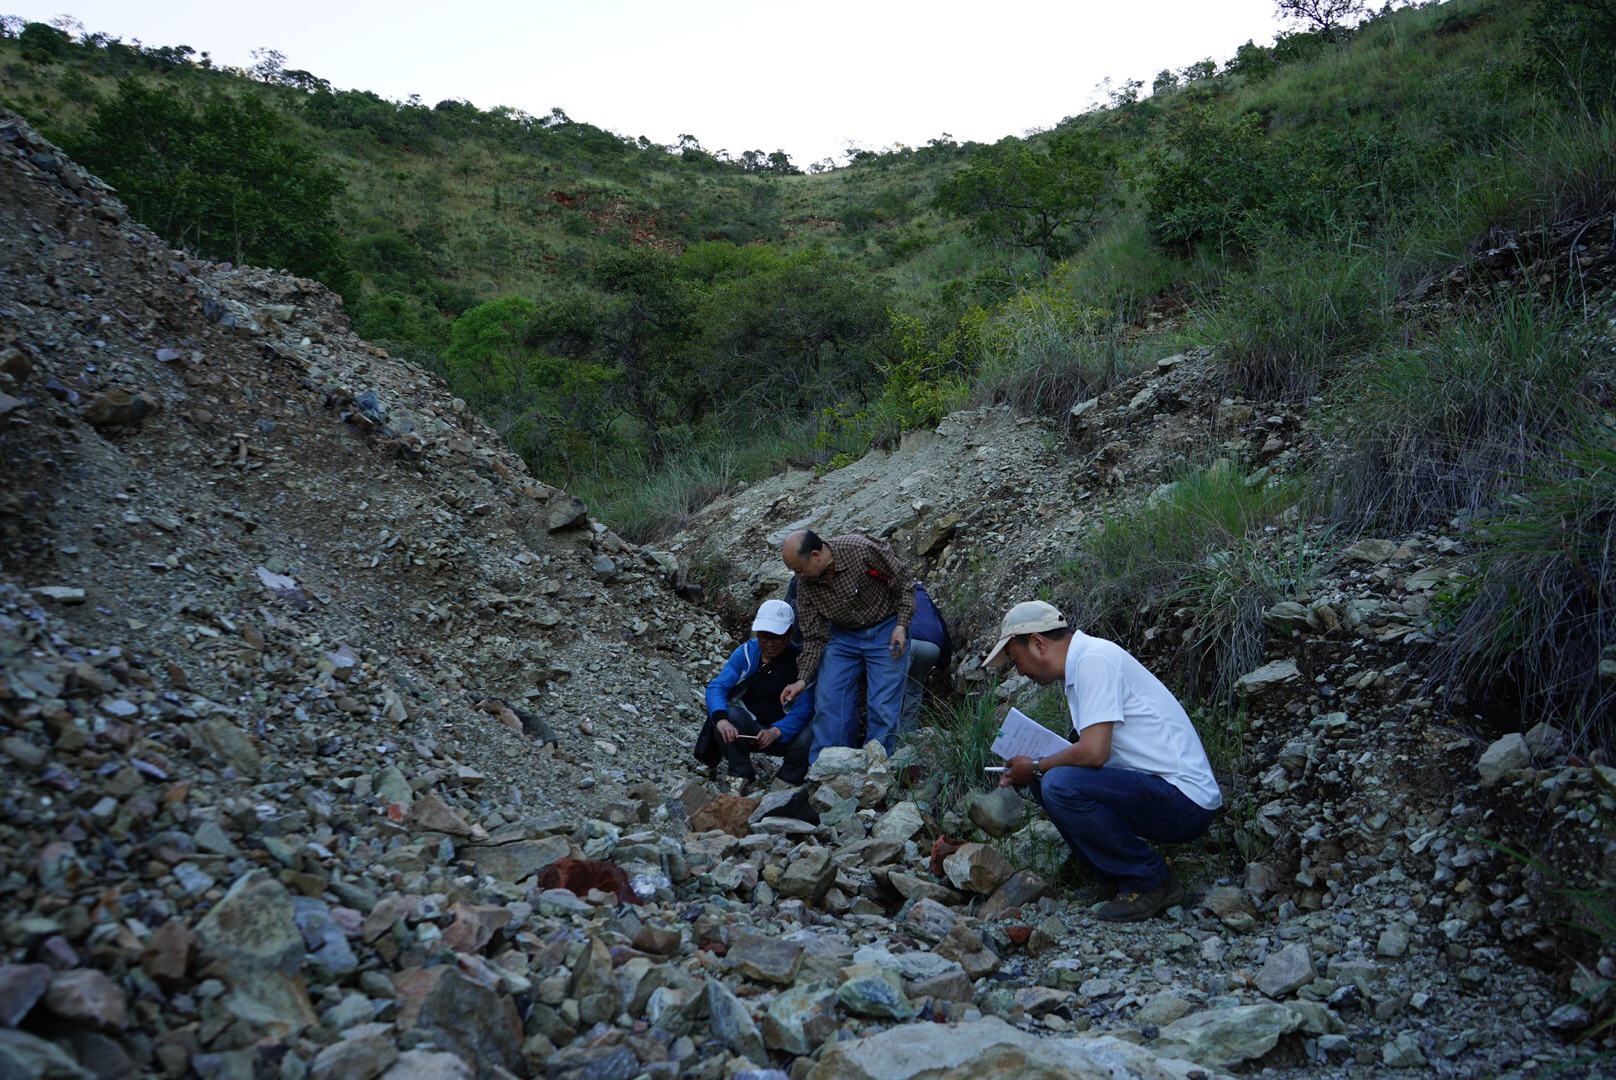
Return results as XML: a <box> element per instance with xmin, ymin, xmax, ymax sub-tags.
<box><xmin>1154</xmin><ymin>1002</ymin><xmax>1303</xmax><ymax>1069</ymax></box>
<box><xmin>0</xmin><ymin>1028</ymin><xmax>94</xmax><ymax>1079</ymax></box>
<box><xmin>706</xmin><ymin>978</ymin><xmax>766</xmax><ymax>1063</ymax></box>
<box><xmin>835</xmin><ymin>962</ymin><xmax>911</xmax><ymax>1019</ymax></box>
<box><xmin>763</xmin><ymin>981</ymin><xmax>839</xmax><ymax>1056</ymax></box>
<box><xmin>1254</xmin><ymin>943</ymin><xmax>1314</xmax><ymax>999</ymax></box>
<box><xmin>193</xmin><ymin>871</ymin><xmax>318</xmax><ymax>1038</ymax></box>
<box><xmin>967</xmin><ymin>788</ymin><xmax>1028</xmax><ymax>839</ymax></box>
<box><xmin>1135</xmin><ymin>991</ymin><xmax>1196</xmax><ymax>1027</ymax></box>
<box><xmin>804</xmin><ymin>1016</ymin><xmax>1224</xmax><ymax>1080</ymax></box>
<box><xmin>729</xmin><ymin>933</ymin><xmax>804</xmax><ymax>985</ymax></box>
<box><xmin>779</xmin><ymin>846</ymin><xmax>835</xmax><ymax>903</ymax></box>
<box><xmin>463</xmin><ymin>836</ymin><xmax>570</xmax><ymax>883</ymax></box>
<box><xmin>870</xmin><ymin>801</ymin><xmax>924</xmax><ymax>842</ymax></box>
<box><xmin>568</xmin><ymin>938</ymin><xmax>618</xmax><ymax>1027</ymax></box>
<box><xmin>374</xmin><ymin>765</ymin><xmax>414</xmax><ymax>807</ymax></box>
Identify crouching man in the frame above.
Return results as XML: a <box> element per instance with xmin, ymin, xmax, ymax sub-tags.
<box><xmin>985</xmin><ymin>601</ymin><xmax>1223</xmax><ymax>921</ymax></box>
<box><xmin>693</xmin><ymin>600</ymin><xmax>814</xmax><ymax>789</ymax></box>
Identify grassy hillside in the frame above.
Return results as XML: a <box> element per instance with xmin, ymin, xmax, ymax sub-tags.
<box><xmin>3</xmin><ymin>0</ymin><xmax>1613</xmax><ymax>748</ymax></box>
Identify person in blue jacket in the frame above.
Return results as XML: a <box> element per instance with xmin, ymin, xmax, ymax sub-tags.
<box><xmin>692</xmin><ymin>599</ymin><xmax>815</xmax><ymax>788</ymax></box>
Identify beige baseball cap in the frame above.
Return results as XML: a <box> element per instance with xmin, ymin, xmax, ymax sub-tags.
<box><xmin>983</xmin><ymin>600</ymin><xmax>1069</xmax><ymax>668</ymax></box>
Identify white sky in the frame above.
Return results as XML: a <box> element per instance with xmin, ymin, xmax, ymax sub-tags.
<box><xmin>15</xmin><ymin>1</ymin><xmax>1289</xmax><ymax>164</ymax></box>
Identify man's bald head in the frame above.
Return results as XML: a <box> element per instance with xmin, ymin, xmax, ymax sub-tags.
<box><xmin>783</xmin><ymin>529</ymin><xmax>831</xmax><ymax>579</ymax></box>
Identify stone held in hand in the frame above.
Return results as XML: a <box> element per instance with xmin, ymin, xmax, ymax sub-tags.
<box><xmin>967</xmin><ymin>788</ymin><xmax>1028</xmax><ymax>838</ymax></box>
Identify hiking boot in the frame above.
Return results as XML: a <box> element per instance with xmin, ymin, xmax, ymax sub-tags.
<box><xmin>1092</xmin><ymin>872</ymin><xmax>1184</xmax><ymax>922</ymax></box>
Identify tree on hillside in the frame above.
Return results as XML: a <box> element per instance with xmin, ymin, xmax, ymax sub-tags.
<box><xmin>442</xmin><ymin>297</ymin><xmax>616</xmax><ymax>474</ymax></box>
<box><xmin>65</xmin><ymin>80</ymin><xmax>354</xmax><ymax>293</ymax></box>
<box><xmin>690</xmin><ymin>246</ymin><xmax>890</xmax><ymax>415</ymax></box>
<box><xmin>529</xmin><ymin>249</ymin><xmax>697</xmax><ymax>469</ymax></box>
<box><xmin>934</xmin><ymin>131</ymin><xmax>1120</xmax><ymax>277</ymax></box>
<box><xmin>1274</xmin><ymin>0</ymin><xmax>1366</xmax><ymax>39</ymax></box>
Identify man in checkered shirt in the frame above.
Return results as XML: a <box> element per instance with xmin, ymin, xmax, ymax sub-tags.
<box><xmin>778</xmin><ymin>529</ymin><xmax>915</xmax><ymax>760</ymax></box>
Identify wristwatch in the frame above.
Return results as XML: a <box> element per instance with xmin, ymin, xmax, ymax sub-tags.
<box><xmin>1031</xmin><ymin>758</ymin><xmax>1045</xmax><ymax>780</ymax></box>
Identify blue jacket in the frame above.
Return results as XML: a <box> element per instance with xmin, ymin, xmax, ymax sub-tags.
<box><xmin>704</xmin><ymin>639</ymin><xmax>815</xmax><ymax>742</ymax></box>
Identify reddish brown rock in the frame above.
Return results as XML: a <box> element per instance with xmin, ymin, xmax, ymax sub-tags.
<box><xmin>929</xmin><ymin>835</ymin><xmax>967</xmax><ymax>878</ymax></box>
<box><xmin>1004</xmin><ymin>926</ymin><xmax>1033</xmax><ymax>948</ymax></box>
<box><xmin>536</xmin><ymin>858</ymin><xmax>640</xmax><ymax>905</ymax></box>
<box><xmin>689</xmin><ymin>794</ymin><xmax>759</xmax><ymax>838</ymax></box>
<box><xmin>42</xmin><ymin>969</ymin><xmax>128</xmax><ymax>1031</ymax></box>
<box><xmin>140</xmin><ymin>921</ymin><xmax>194</xmax><ymax>989</ymax></box>
<box><xmin>439</xmin><ymin>902</ymin><xmax>513</xmax><ymax>954</ymax></box>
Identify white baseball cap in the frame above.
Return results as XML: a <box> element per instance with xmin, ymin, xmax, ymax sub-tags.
<box><xmin>983</xmin><ymin>600</ymin><xmax>1069</xmax><ymax>668</ymax></box>
<box><xmin>752</xmin><ymin>599</ymin><xmax>796</xmax><ymax>636</ymax></box>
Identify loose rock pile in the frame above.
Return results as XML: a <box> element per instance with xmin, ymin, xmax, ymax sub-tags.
<box><xmin>0</xmin><ymin>106</ymin><xmax>1608</xmax><ymax>1079</ymax></box>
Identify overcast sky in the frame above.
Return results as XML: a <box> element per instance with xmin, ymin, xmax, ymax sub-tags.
<box><xmin>13</xmin><ymin>1</ymin><xmax>1290</xmax><ymax>164</ymax></box>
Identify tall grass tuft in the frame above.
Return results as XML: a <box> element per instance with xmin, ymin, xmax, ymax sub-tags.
<box><xmin>1195</xmin><ymin>238</ymin><xmax>1391</xmax><ymax>397</ymax></box>
<box><xmin>1173</xmin><ymin>524</ymin><xmax>1330</xmax><ymax>700</ymax></box>
<box><xmin>1434</xmin><ymin>421</ymin><xmax>1616</xmax><ymax>751</ymax></box>
<box><xmin>971</xmin><ymin>288</ymin><xmax>1143</xmax><ymax>420</ymax></box>
<box><xmin>1062</xmin><ymin>465</ymin><xmax>1304</xmax><ymax>630</ymax></box>
<box><xmin>1335</xmin><ymin>298</ymin><xmax>1604</xmax><ymax>530</ymax></box>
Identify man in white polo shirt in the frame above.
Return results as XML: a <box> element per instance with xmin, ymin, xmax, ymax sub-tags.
<box><xmin>985</xmin><ymin>601</ymin><xmax>1222</xmax><ymax>921</ymax></box>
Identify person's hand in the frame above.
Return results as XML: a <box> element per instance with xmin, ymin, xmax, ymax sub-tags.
<box><xmin>1000</xmin><ymin>755</ymin><xmax>1036</xmax><ymax>788</ymax></box>
<box><xmin>716</xmin><ymin>719</ymin><xmax>739</xmax><ymax>743</ymax></box>
<box><xmin>781</xmin><ymin>680</ymin><xmax>806</xmax><ymax>706</ymax></box>
<box><xmin>756</xmin><ymin>727</ymin><xmax>781</xmax><ymax>749</ymax></box>
<box><xmin>890</xmin><ymin>624</ymin><xmax>907</xmax><ymax>658</ymax></box>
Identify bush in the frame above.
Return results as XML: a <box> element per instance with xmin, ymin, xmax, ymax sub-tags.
<box><xmin>1059</xmin><ymin>464</ymin><xmax>1306</xmax><ymax>699</ymax></box>
<box><xmin>1335</xmin><ymin>299</ymin><xmax>1603</xmax><ymax>529</ymax></box>
<box><xmin>1434</xmin><ymin>421</ymin><xmax>1616</xmax><ymax>752</ymax></box>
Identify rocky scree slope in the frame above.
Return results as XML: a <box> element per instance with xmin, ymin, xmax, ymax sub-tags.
<box><xmin>0</xmin><ymin>107</ymin><xmax>1606</xmax><ymax>1080</ymax></box>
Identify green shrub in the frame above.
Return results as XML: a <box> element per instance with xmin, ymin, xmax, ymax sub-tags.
<box><xmin>1335</xmin><ymin>299</ymin><xmax>1601</xmax><ymax>529</ymax></box>
<box><xmin>1059</xmin><ymin>463</ymin><xmax>1306</xmax><ymax>699</ymax></box>
<box><xmin>1434</xmin><ymin>421</ymin><xmax>1616</xmax><ymax>752</ymax></box>
<box><xmin>1196</xmin><ymin>238</ymin><xmax>1389</xmax><ymax>396</ymax></box>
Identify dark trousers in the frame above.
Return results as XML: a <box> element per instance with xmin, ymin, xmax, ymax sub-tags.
<box><xmin>1030</xmin><ymin>766</ymin><xmax>1217</xmax><ymax>894</ymax></box>
<box><xmin>718</xmin><ymin>701</ymin><xmax>812</xmax><ymax>784</ymax></box>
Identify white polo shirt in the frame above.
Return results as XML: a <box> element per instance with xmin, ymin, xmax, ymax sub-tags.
<box><xmin>1063</xmin><ymin>631</ymin><xmax>1223</xmax><ymax>810</ymax></box>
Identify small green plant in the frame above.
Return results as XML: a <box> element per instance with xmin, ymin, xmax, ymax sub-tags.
<box><xmin>1172</xmin><ymin>520</ymin><xmax>1331</xmax><ymax>699</ymax></box>
<box><xmin>907</xmin><ymin>692</ymin><xmax>1002</xmax><ymax>818</ymax></box>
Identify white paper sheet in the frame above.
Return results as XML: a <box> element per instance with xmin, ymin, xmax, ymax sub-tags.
<box><xmin>990</xmin><ymin>707</ymin><xmax>1072</xmax><ymax>762</ymax></box>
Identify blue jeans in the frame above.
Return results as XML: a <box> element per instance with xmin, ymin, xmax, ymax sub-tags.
<box><xmin>1031</xmin><ymin>766</ymin><xmax>1216</xmax><ymax>894</ymax></box>
<box><xmin>900</xmin><ymin>638</ymin><xmax>941</xmax><ymax>736</ymax></box>
<box><xmin>810</xmin><ymin>615</ymin><xmax>909</xmax><ymax>760</ymax></box>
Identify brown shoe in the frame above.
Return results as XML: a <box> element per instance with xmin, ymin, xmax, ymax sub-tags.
<box><xmin>1092</xmin><ymin>873</ymin><xmax>1184</xmax><ymax>922</ymax></box>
